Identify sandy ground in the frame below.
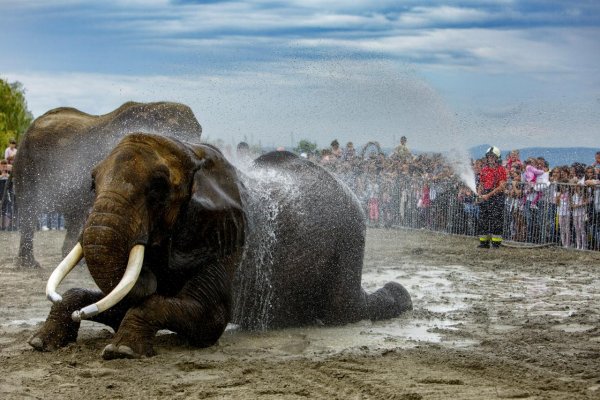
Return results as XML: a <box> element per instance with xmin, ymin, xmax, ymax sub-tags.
<box><xmin>0</xmin><ymin>228</ymin><xmax>599</xmax><ymax>400</ymax></box>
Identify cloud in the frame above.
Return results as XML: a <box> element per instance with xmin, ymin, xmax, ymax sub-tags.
<box><xmin>1</xmin><ymin>1</ymin><xmax>598</xmax><ymax>151</ymax></box>
<box><xmin>8</xmin><ymin>53</ymin><xmax>597</xmax><ymax>153</ymax></box>
<box><xmin>297</xmin><ymin>26</ymin><xmax>600</xmax><ymax>77</ymax></box>
<box><xmin>3</xmin><ymin>60</ymin><xmax>461</xmax><ymax>149</ymax></box>
<box><xmin>397</xmin><ymin>6</ymin><xmax>494</xmax><ymax>27</ymax></box>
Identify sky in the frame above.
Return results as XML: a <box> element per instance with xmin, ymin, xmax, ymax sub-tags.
<box><xmin>1</xmin><ymin>0</ymin><xmax>599</xmax><ymax>152</ymax></box>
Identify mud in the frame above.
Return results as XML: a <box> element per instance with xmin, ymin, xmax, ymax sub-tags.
<box><xmin>1</xmin><ymin>229</ymin><xmax>599</xmax><ymax>399</ymax></box>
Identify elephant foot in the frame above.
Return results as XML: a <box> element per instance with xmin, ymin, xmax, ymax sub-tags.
<box><xmin>16</xmin><ymin>255</ymin><xmax>41</xmax><ymax>269</ymax></box>
<box><xmin>103</xmin><ymin>318</ymin><xmax>156</xmax><ymax>359</ymax></box>
<box><xmin>102</xmin><ymin>339</ymin><xmax>155</xmax><ymax>359</ymax></box>
<box><xmin>28</xmin><ymin>321</ymin><xmax>78</xmax><ymax>352</ymax></box>
<box><xmin>367</xmin><ymin>282</ymin><xmax>413</xmax><ymax>321</ymax></box>
<box><xmin>384</xmin><ymin>282</ymin><xmax>413</xmax><ymax>314</ymax></box>
<box><xmin>102</xmin><ymin>344</ymin><xmax>146</xmax><ymax>359</ymax></box>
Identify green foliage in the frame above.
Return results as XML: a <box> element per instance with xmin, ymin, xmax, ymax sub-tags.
<box><xmin>293</xmin><ymin>139</ymin><xmax>318</xmax><ymax>155</ymax></box>
<box><xmin>0</xmin><ymin>78</ymin><xmax>33</xmax><ymax>151</ymax></box>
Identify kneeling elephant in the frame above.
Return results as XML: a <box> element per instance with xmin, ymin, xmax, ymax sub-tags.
<box><xmin>29</xmin><ymin>133</ymin><xmax>412</xmax><ymax>359</ymax></box>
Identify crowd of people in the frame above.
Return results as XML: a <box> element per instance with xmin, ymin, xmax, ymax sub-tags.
<box><xmin>3</xmin><ymin>134</ymin><xmax>600</xmax><ymax>252</ymax></box>
<box><xmin>301</xmin><ymin>137</ymin><xmax>600</xmax><ymax>251</ymax></box>
<box><xmin>0</xmin><ymin>139</ymin><xmax>17</xmax><ymax>230</ymax></box>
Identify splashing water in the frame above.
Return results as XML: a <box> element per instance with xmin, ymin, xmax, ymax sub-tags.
<box><xmin>232</xmin><ymin>164</ymin><xmax>299</xmax><ymax>330</ymax></box>
<box><xmin>447</xmin><ymin>149</ymin><xmax>477</xmax><ymax>193</ymax></box>
<box><xmin>459</xmin><ymin>167</ymin><xmax>477</xmax><ymax>193</ymax></box>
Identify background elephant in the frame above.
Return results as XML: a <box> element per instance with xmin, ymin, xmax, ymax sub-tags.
<box><xmin>29</xmin><ymin>133</ymin><xmax>411</xmax><ymax>359</ymax></box>
<box><xmin>12</xmin><ymin>101</ymin><xmax>202</xmax><ymax>268</ymax></box>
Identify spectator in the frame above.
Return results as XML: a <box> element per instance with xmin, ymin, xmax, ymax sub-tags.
<box><xmin>320</xmin><ymin>148</ymin><xmax>334</xmax><ymax>164</ymax></box>
<box><xmin>392</xmin><ymin>136</ymin><xmax>411</xmax><ymax>160</ymax></box>
<box><xmin>343</xmin><ymin>142</ymin><xmax>356</xmax><ymax>160</ymax></box>
<box><xmin>0</xmin><ymin>160</ymin><xmax>13</xmax><ymax>230</ymax></box>
<box><xmin>477</xmin><ymin>146</ymin><xmax>507</xmax><ymax>248</ymax></box>
<box><xmin>522</xmin><ymin>158</ymin><xmax>545</xmax><ymax>242</ymax></box>
<box><xmin>4</xmin><ymin>139</ymin><xmax>17</xmax><ymax>164</ymax></box>
<box><xmin>365</xmin><ymin>167</ymin><xmax>381</xmax><ymax>226</ymax></box>
<box><xmin>505</xmin><ymin>150</ymin><xmax>523</xmax><ymax>171</ymax></box>
<box><xmin>546</xmin><ymin>167</ymin><xmax>561</xmax><ymax>243</ymax></box>
<box><xmin>556</xmin><ymin>168</ymin><xmax>572</xmax><ymax>248</ymax></box>
<box><xmin>570</xmin><ymin>163</ymin><xmax>586</xmax><ymax>184</ymax></box>
<box><xmin>584</xmin><ymin>165</ymin><xmax>596</xmax><ymax>184</ymax></box>
<box><xmin>458</xmin><ymin>185</ymin><xmax>479</xmax><ymax>236</ymax></box>
<box><xmin>592</xmin><ymin>151</ymin><xmax>600</xmax><ymax>168</ymax></box>
<box><xmin>330</xmin><ymin>140</ymin><xmax>343</xmax><ymax>159</ymax></box>
<box><xmin>236</xmin><ymin>141</ymin><xmax>251</xmax><ymax>164</ymax></box>
<box><xmin>536</xmin><ymin>158</ymin><xmax>551</xmax><ymax>242</ymax></box>
<box><xmin>571</xmin><ymin>183</ymin><xmax>588</xmax><ymax>250</ymax></box>
<box><xmin>380</xmin><ymin>186</ymin><xmax>394</xmax><ymax>228</ymax></box>
<box><xmin>417</xmin><ymin>180</ymin><xmax>431</xmax><ymax>228</ymax></box>
<box><xmin>587</xmin><ymin>176</ymin><xmax>600</xmax><ymax>250</ymax></box>
<box><xmin>506</xmin><ymin>169</ymin><xmax>525</xmax><ymax>241</ymax></box>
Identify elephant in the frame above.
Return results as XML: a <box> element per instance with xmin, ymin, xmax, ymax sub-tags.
<box><xmin>29</xmin><ymin>133</ymin><xmax>412</xmax><ymax>359</ymax></box>
<box><xmin>12</xmin><ymin>101</ymin><xmax>202</xmax><ymax>269</ymax></box>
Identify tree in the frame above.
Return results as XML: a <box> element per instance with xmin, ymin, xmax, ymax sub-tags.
<box><xmin>293</xmin><ymin>139</ymin><xmax>318</xmax><ymax>155</ymax></box>
<box><xmin>0</xmin><ymin>78</ymin><xmax>33</xmax><ymax>150</ymax></box>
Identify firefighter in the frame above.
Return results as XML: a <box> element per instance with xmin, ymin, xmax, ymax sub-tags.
<box><xmin>477</xmin><ymin>146</ymin><xmax>507</xmax><ymax>248</ymax></box>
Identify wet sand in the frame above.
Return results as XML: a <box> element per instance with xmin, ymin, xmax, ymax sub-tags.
<box><xmin>1</xmin><ymin>229</ymin><xmax>599</xmax><ymax>399</ymax></box>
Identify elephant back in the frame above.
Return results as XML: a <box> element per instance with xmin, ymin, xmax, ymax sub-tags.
<box><xmin>13</xmin><ymin>102</ymin><xmax>202</xmax><ymax>211</ymax></box>
<box><xmin>95</xmin><ymin>102</ymin><xmax>202</xmax><ymax>144</ymax></box>
<box><xmin>232</xmin><ymin>151</ymin><xmax>366</xmax><ymax>329</ymax></box>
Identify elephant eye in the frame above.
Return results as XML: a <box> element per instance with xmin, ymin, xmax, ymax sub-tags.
<box><xmin>147</xmin><ymin>172</ymin><xmax>171</xmax><ymax>207</ymax></box>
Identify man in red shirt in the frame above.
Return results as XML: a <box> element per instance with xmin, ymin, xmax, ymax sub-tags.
<box><xmin>477</xmin><ymin>146</ymin><xmax>507</xmax><ymax>248</ymax></box>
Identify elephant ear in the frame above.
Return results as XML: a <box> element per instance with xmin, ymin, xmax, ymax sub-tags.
<box><xmin>189</xmin><ymin>158</ymin><xmax>244</xmax><ymax>213</ymax></box>
<box><xmin>171</xmin><ymin>146</ymin><xmax>246</xmax><ymax>267</ymax></box>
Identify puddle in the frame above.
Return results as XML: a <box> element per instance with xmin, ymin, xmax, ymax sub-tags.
<box><xmin>488</xmin><ymin>324</ymin><xmax>519</xmax><ymax>333</ymax></box>
<box><xmin>222</xmin><ymin>316</ymin><xmax>477</xmax><ymax>356</ymax></box>
<box><xmin>552</xmin><ymin>324</ymin><xmax>595</xmax><ymax>333</ymax></box>
<box><xmin>2</xmin><ymin>318</ymin><xmax>45</xmax><ymax>327</ymax></box>
<box><xmin>6</xmin><ymin>261</ymin><xmax>595</xmax><ymax>355</ymax></box>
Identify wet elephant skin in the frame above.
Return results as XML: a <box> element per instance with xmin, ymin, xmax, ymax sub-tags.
<box><xmin>29</xmin><ymin>133</ymin><xmax>411</xmax><ymax>359</ymax></box>
<box><xmin>12</xmin><ymin>101</ymin><xmax>202</xmax><ymax>268</ymax></box>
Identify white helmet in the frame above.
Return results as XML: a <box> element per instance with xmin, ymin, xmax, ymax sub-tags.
<box><xmin>486</xmin><ymin>146</ymin><xmax>501</xmax><ymax>158</ymax></box>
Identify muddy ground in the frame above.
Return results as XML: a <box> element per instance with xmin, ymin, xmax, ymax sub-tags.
<box><xmin>0</xmin><ymin>228</ymin><xmax>599</xmax><ymax>399</ymax></box>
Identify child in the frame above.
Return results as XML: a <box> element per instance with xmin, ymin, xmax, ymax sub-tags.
<box><xmin>523</xmin><ymin>158</ymin><xmax>545</xmax><ymax>209</ymax></box>
<box><xmin>555</xmin><ymin>174</ymin><xmax>571</xmax><ymax>248</ymax></box>
<box><xmin>571</xmin><ymin>184</ymin><xmax>588</xmax><ymax>250</ymax></box>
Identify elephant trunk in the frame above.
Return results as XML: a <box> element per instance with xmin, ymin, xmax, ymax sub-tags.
<box><xmin>72</xmin><ymin>245</ymin><xmax>145</xmax><ymax>321</ymax></box>
<box><xmin>82</xmin><ymin>194</ymin><xmax>147</xmax><ymax>295</ymax></box>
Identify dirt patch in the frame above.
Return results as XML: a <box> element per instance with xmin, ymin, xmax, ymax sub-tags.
<box><xmin>1</xmin><ymin>229</ymin><xmax>599</xmax><ymax>399</ymax></box>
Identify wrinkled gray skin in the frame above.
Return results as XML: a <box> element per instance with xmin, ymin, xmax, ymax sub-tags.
<box><xmin>28</xmin><ymin>134</ymin><xmax>411</xmax><ymax>359</ymax></box>
<box><xmin>233</xmin><ymin>151</ymin><xmax>413</xmax><ymax>329</ymax></box>
<box><xmin>12</xmin><ymin>101</ymin><xmax>202</xmax><ymax>268</ymax></box>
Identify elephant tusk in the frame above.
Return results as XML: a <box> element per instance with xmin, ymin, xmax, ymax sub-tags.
<box><xmin>72</xmin><ymin>245</ymin><xmax>145</xmax><ymax>322</ymax></box>
<box><xmin>46</xmin><ymin>243</ymin><xmax>84</xmax><ymax>303</ymax></box>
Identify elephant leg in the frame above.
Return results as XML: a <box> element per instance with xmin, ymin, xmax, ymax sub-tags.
<box><xmin>321</xmin><ymin>241</ymin><xmax>412</xmax><ymax>324</ymax></box>
<box><xmin>103</xmin><ymin>292</ymin><xmax>229</xmax><ymax>360</ymax></box>
<box><xmin>322</xmin><ymin>279</ymin><xmax>412</xmax><ymax>324</ymax></box>
<box><xmin>28</xmin><ymin>288</ymin><xmax>128</xmax><ymax>352</ymax></box>
<box><xmin>319</xmin><ymin>239</ymin><xmax>371</xmax><ymax>325</ymax></box>
<box><xmin>320</xmin><ymin>266</ymin><xmax>369</xmax><ymax>325</ymax></box>
<box><xmin>17</xmin><ymin>215</ymin><xmax>39</xmax><ymax>268</ymax></box>
<box><xmin>365</xmin><ymin>282</ymin><xmax>413</xmax><ymax>320</ymax></box>
<box><xmin>62</xmin><ymin>212</ymin><xmax>84</xmax><ymax>257</ymax></box>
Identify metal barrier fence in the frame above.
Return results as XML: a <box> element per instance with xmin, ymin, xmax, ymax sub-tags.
<box><xmin>3</xmin><ymin>172</ymin><xmax>600</xmax><ymax>251</ymax></box>
<box><xmin>0</xmin><ymin>176</ymin><xmax>17</xmax><ymax>231</ymax></box>
<box><xmin>0</xmin><ymin>177</ymin><xmax>65</xmax><ymax>232</ymax></box>
<box><xmin>342</xmin><ymin>175</ymin><xmax>600</xmax><ymax>251</ymax></box>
